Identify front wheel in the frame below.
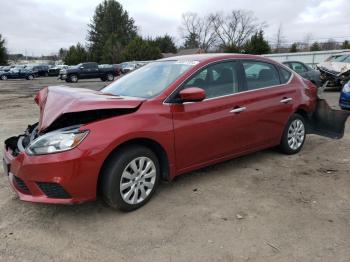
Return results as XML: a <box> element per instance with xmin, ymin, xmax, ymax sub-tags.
<box><xmin>279</xmin><ymin>114</ymin><xmax>306</xmax><ymax>154</ymax></box>
<box><xmin>100</xmin><ymin>145</ymin><xmax>160</xmax><ymax>211</ymax></box>
<box><xmin>26</xmin><ymin>74</ymin><xmax>34</xmax><ymax>80</ymax></box>
<box><xmin>69</xmin><ymin>74</ymin><xmax>78</xmax><ymax>83</ymax></box>
<box><xmin>1</xmin><ymin>75</ymin><xmax>7</xmax><ymax>80</ymax></box>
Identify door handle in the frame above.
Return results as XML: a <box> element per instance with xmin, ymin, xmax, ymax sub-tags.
<box><xmin>230</xmin><ymin>107</ymin><xmax>246</xmax><ymax>113</ymax></box>
<box><xmin>280</xmin><ymin>97</ymin><xmax>293</xmax><ymax>104</ymax></box>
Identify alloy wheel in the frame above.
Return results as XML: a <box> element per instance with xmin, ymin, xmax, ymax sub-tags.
<box><xmin>287</xmin><ymin>119</ymin><xmax>305</xmax><ymax>150</ymax></box>
<box><xmin>120</xmin><ymin>157</ymin><xmax>157</xmax><ymax>205</ymax></box>
<box><xmin>1</xmin><ymin>75</ymin><xmax>7</xmax><ymax>80</ymax></box>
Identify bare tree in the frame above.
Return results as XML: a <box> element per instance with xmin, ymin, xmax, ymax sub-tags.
<box><xmin>180</xmin><ymin>12</ymin><xmax>217</xmax><ymax>51</ymax></box>
<box><xmin>274</xmin><ymin>23</ymin><xmax>286</xmax><ymax>53</ymax></box>
<box><xmin>303</xmin><ymin>33</ymin><xmax>313</xmax><ymax>51</ymax></box>
<box><xmin>210</xmin><ymin>10</ymin><xmax>259</xmax><ymax>51</ymax></box>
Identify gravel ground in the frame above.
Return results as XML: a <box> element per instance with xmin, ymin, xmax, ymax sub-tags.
<box><xmin>0</xmin><ymin>77</ymin><xmax>349</xmax><ymax>262</ymax></box>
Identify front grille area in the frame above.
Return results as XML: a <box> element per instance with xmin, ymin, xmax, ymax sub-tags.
<box><xmin>37</xmin><ymin>182</ymin><xmax>71</xmax><ymax>199</ymax></box>
<box><xmin>14</xmin><ymin>176</ymin><xmax>30</xmax><ymax>194</ymax></box>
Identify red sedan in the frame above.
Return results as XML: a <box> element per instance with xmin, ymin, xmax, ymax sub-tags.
<box><xmin>3</xmin><ymin>54</ymin><xmax>349</xmax><ymax>211</ymax></box>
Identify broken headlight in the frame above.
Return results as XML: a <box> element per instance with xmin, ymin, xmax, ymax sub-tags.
<box><xmin>342</xmin><ymin>81</ymin><xmax>350</xmax><ymax>93</ymax></box>
<box><xmin>26</xmin><ymin>128</ymin><xmax>89</xmax><ymax>155</ymax></box>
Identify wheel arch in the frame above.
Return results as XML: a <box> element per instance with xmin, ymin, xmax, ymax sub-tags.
<box><xmin>97</xmin><ymin>137</ymin><xmax>171</xmax><ymax>193</ymax></box>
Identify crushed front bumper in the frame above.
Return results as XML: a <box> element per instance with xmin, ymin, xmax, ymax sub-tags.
<box><xmin>3</xmin><ymin>125</ymin><xmax>97</xmax><ymax>204</ymax></box>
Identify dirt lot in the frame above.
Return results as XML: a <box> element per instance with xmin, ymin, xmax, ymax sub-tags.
<box><xmin>0</xmin><ymin>77</ymin><xmax>349</xmax><ymax>262</ymax></box>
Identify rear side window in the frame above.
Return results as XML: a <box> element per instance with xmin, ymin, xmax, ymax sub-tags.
<box><xmin>242</xmin><ymin>61</ymin><xmax>280</xmax><ymax>90</ymax></box>
<box><xmin>279</xmin><ymin>67</ymin><xmax>292</xmax><ymax>84</ymax></box>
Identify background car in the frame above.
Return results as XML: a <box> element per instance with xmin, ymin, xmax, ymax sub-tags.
<box><xmin>339</xmin><ymin>80</ymin><xmax>350</xmax><ymax>110</ymax></box>
<box><xmin>283</xmin><ymin>61</ymin><xmax>321</xmax><ymax>87</ymax></box>
<box><xmin>0</xmin><ymin>66</ymin><xmax>36</xmax><ymax>80</ymax></box>
<box><xmin>48</xmin><ymin>65</ymin><xmax>68</xmax><ymax>76</ymax></box>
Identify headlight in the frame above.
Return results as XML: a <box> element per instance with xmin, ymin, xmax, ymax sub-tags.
<box><xmin>342</xmin><ymin>81</ymin><xmax>350</xmax><ymax>93</ymax></box>
<box><xmin>26</xmin><ymin>128</ymin><xmax>89</xmax><ymax>155</ymax></box>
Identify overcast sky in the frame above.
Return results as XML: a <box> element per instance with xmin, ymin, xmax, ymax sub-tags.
<box><xmin>0</xmin><ymin>0</ymin><xmax>349</xmax><ymax>55</ymax></box>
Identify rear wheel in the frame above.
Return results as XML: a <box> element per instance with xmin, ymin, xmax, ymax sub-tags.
<box><xmin>106</xmin><ymin>73</ymin><xmax>114</xmax><ymax>81</ymax></box>
<box><xmin>27</xmin><ymin>74</ymin><xmax>34</xmax><ymax>80</ymax></box>
<box><xmin>101</xmin><ymin>145</ymin><xmax>160</xmax><ymax>211</ymax></box>
<box><xmin>1</xmin><ymin>75</ymin><xmax>7</xmax><ymax>80</ymax></box>
<box><xmin>279</xmin><ymin>114</ymin><xmax>306</xmax><ymax>154</ymax></box>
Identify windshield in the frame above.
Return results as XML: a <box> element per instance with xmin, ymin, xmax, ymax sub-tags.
<box><xmin>334</xmin><ymin>55</ymin><xmax>350</xmax><ymax>62</ymax></box>
<box><xmin>102</xmin><ymin>61</ymin><xmax>196</xmax><ymax>98</ymax></box>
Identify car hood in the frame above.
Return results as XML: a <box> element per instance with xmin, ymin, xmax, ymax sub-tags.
<box><xmin>35</xmin><ymin>86</ymin><xmax>145</xmax><ymax>132</ymax></box>
<box><xmin>317</xmin><ymin>61</ymin><xmax>350</xmax><ymax>75</ymax></box>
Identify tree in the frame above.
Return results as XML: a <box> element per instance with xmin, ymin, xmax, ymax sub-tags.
<box><xmin>322</xmin><ymin>39</ymin><xmax>337</xmax><ymax>50</ymax></box>
<box><xmin>58</xmin><ymin>48</ymin><xmax>68</xmax><ymax>60</ymax></box>
<box><xmin>290</xmin><ymin>43</ymin><xmax>298</xmax><ymax>53</ymax></box>
<box><xmin>0</xmin><ymin>34</ymin><xmax>8</xmax><ymax>65</ymax></box>
<box><xmin>101</xmin><ymin>33</ymin><xmax>123</xmax><ymax>63</ymax></box>
<box><xmin>88</xmin><ymin>0</ymin><xmax>137</xmax><ymax>62</ymax></box>
<box><xmin>122</xmin><ymin>37</ymin><xmax>162</xmax><ymax>61</ymax></box>
<box><xmin>310</xmin><ymin>42</ymin><xmax>321</xmax><ymax>51</ymax></box>
<box><xmin>274</xmin><ymin>23</ymin><xmax>286</xmax><ymax>53</ymax></box>
<box><xmin>154</xmin><ymin>35</ymin><xmax>177</xmax><ymax>53</ymax></box>
<box><xmin>243</xmin><ymin>30</ymin><xmax>271</xmax><ymax>54</ymax></box>
<box><xmin>211</xmin><ymin>10</ymin><xmax>259</xmax><ymax>51</ymax></box>
<box><xmin>180</xmin><ymin>12</ymin><xmax>217</xmax><ymax>51</ymax></box>
<box><xmin>183</xmin><ymin>32</ymin><xmax>200</xmax><ymax>49</ymax></box>
<box><xmin>341</xmin><ymin>40</ymin><xmax>350</xmax><ymax>49</ymax></box>
<box><xmin>63</xmin><ymin>43</ymin><xmax>88</xmax><ymax>65</ymax></box>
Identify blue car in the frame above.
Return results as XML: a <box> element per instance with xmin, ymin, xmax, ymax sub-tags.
<box><xmin>340</xmin><ymin>80</ymin><xmax>350</xmax><ymax>110</ymax></box>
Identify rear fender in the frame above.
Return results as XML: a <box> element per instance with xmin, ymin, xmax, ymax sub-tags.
<box><xmin>307</xmin><ymin>98</ymin><xmax>350</xmax><ymax>139</ymax></box>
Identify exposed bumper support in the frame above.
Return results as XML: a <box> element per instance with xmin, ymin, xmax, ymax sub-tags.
<box><xmin>308</xmin><ymin>98</ymin><xmax>350</xmax><ymax>139</ymax></box>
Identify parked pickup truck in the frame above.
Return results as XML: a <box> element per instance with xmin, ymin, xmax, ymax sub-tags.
<box><xmin>58</xmin><ymin>62</ymin><xmax>117</xmax><ymax>83</ymax></box>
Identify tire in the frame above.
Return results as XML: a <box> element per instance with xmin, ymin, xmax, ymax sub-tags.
<box><xmin>44</xmin><ymin>72</ymin><xmax>48</xmax><ymax>77</ymax></box>
<box><xmin>26</xmin><ymin>74</ymin><xmax>34</xmax><ymax>80</ymax></box>
<box><xmin>279</xmin><ymin>114</ymin><xmax>306</xmax><ymax>155</ymax></box>
<box><xmin>69</xmin><ymin>74</ymin><xmax>78</xmax><ymax>83</ymax></box>
<box><xmin>100</xmin><ymin>76</ymin><xmax>107</xmax><ymax>82</ymax></box>
<box><xmin>1</xmin><ymin>75</ymin><xmax>7</xmax><ymax>80</ymax></box>
<box><xmin>106</xmin><ymin>73</ymin><xmax>114</xmax><ymax>81</ymax></box>
<box><xmin>100</xmin><ymin>145</ymin><xmax>160</xmax><ymax>211</ymax></box>
<box><xmin>65</xmin><ymin>79</ymin><xmax>71</xmax><ymax>83</ymax></box>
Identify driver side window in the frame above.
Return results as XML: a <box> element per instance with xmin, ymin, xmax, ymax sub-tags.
<box><xmin>183</xmin><ymin>61</ymin><xmax>239</xmax><ymax>99</ymax></box>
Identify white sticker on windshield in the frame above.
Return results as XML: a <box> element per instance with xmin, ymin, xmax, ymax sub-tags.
<box><xmin>175</xmin><ymin>61</ymin><xmax>199</xmax><ymax>66</ymax></box>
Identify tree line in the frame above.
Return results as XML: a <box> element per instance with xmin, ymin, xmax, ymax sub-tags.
<box><xmin>1</xmin><ymin>0</ymin><xmax>350</xmax><ymax>66</ymax></box>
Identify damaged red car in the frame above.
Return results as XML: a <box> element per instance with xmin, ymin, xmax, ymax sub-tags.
<box><xmin>3</xmin><ymin>54</ymin><xmax>349</xmax><ymax>211</ymax></box>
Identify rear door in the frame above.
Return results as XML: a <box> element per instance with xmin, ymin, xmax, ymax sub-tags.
<box><xmin>238</xmin><ymin>59</ymin><xmax>297</xmax><ymax>146</ymax></box>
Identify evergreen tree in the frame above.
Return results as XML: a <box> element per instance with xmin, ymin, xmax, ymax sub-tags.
<box><xmin>310</xmin><ymin>42</ymin><xmax>321</xmax><ymax>51</ymax></box>
<box><xmin>154</xmin><ymin>35</ymin><xmax>177</xmax><ymax>53</ymax></box>
<box><xmin>290</xmin><ymin>43</ymin><xmax>298</xmax><ymax>53</ymax></box>
<box><xmin>0</xmin><ymin>34</ymin><xmax>8</xmax><ymax>65</ymax></box>
<box><xmin>122</xmin><ymin>37</ymin><xmax>162</xmax><ymax>61</ymax></box>
<box><xmin>243</xmin><ymin>30</ymin><xmax>271</xmax><ymax>54</ymax></box>
<box><xmin>341</xmin><ymin>40</ymin><xmax>350</xmax><ymax>49</ymax></box>
<box><xmin>88</xmin><ymin>0</ymin><xmax>137</xmax><ymax>62</ymax></box>
<box><xmin>101</xmin><ymin>33</ymin><xmax>123</xmax><ymax>63</ymax></box>
<box><xmin>63</xmin><ymin>43</ymin><xmax>88</xmax><ymax>65</ymax></box>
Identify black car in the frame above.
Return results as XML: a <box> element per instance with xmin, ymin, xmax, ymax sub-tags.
<box><xmin>28</xmin><ymin>65</ymin><xmax>49</xmax><ymax>77</ymax></box>
<box><xmin>282</xmin><ymin>61</ymin><xmax>321</xmax><ymax>87</ymax></box>
<box><xmin>48</xmin><ymin>65</ymin><xmax>68</xmax><ymax>76</ymax></box>
<box><xmin>0</xmin><ymin>67</ymin><xmax>36</xmax><ymax>80</ymax></box>
<box><xmin>58</xmin><ymin>62</ymin><xmax>117</xmax><ymax>82</ymax></box>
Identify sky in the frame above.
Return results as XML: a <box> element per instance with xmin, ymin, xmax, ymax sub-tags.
<box><xmin>0</xmin><ymin>0</ymin><xmax>349</xmax><ymax>56</ymax></box>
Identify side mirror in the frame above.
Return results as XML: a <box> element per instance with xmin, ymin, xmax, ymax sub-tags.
<box><xmin>179</xmin><ymin>87</ymin><xmax>206</xmax><ymax>102</ymax></box>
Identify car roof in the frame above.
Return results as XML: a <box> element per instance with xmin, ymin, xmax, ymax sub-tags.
<box><xmin>159</xmin><ymin>53</ymin><xmax>275</xmax><ymax>63</ymax></box>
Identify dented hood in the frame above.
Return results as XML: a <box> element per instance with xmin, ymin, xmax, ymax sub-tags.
<box><xmin>35</xmin><ymin>86</ymin><xmax>144</xmax><ymax>131</ymax></box>
<box><xmin>317</xmin><ymin>61</ymin><xmax>350</xmax><ymax>75</ymax></box>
